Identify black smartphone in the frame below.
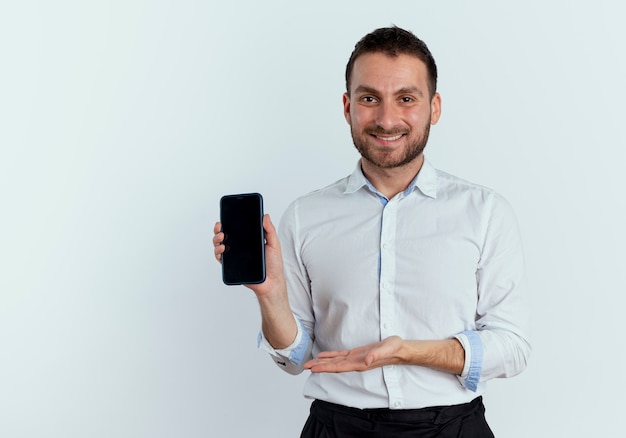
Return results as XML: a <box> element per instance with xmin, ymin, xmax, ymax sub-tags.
<box><xmin>219</xmin><ymin>193</ymin><xmax>266</xmax><ymax>285</ymax></box>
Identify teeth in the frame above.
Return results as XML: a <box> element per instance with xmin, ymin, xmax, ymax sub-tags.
<box><xmin>376</xmin><ymin>134</ymin><xmax>403</xmax><ymax>141</ymax></box>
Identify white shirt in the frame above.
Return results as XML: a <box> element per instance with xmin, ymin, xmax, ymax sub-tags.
<box><xmin>259</xmin><ymin>159</ymin><xmax>531</xmax><ymax>410</ymax></box>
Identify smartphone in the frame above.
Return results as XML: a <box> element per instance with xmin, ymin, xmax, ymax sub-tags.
<box><xmin>219</xmin><ymin>193</ymin><xmax>266</xmax><ymax>285</ymax></box>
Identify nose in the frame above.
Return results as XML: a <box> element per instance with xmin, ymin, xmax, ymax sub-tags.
<box><xmin>375</xmin><ymin>101</ymin><xmax>400</xmax><ymax>130</ymax></box>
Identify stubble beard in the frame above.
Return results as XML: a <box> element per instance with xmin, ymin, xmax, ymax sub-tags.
<box><xmin>351</xmin><ymin>122</ymin><xmax>431</xmax><ymax>170</ymax></box>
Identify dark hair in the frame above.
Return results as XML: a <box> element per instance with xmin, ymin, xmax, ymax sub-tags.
<box><xmin>345</xmin><ymin>26</ymin><xmax>438</xmax><ymax>97</ymax></box>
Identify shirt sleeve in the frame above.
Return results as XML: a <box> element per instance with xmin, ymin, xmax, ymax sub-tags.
<box><xmin>257</xmin><ymin>317</ymin><xmax>313</xmax><ymax>375</ymax></box>
<box><xmin>470</xmin><ymin>192</ymin><xmax>532</xmax><ymax>383</ymax></box>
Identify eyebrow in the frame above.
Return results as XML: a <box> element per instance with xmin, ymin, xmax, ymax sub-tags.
<box><xmin>354</xmin><ymin>85</ymin><xmax>425</xmax><ymax>98</ymax></box>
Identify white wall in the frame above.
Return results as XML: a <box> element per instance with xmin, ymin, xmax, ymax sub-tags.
<box><xmin>1</xmin><ymin>1</ymin><xmax>625</xmax><ymax>436</ymax></box>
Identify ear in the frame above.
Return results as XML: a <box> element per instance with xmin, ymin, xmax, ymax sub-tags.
<box><xmin>430</xmin><ymin>92</ymin><xmax>442</xmax><ymax>125</ymax></box>
<box><xmin>342</xmin><ymin>93</ymin><xmax>351</xmax><ymax>125</ymax></box>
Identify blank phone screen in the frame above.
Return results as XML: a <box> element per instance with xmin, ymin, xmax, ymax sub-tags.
<box><xmin>220</xmin><ymin>193</ymin><xmax>266</xmax><ymax>285</ymax></box>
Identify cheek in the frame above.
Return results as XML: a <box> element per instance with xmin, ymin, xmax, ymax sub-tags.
<box><xmin>406</xmin><ymin>110</ymin><xmax>430</xmax><ymax>129</ymax></box>
<box><xmin>349</xmin><ymin>109</ymin><xmax>371</xmax><ymax>129</ymax></box>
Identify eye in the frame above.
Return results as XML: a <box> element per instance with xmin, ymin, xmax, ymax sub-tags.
<box><xmin>400</xmin><ymin>96</ymin><xmax>414</xmax><ymax>103</ymax></box>
<box><xmin>360</xmin><ymin>96</ymin><xmax>378</xmax><ymax>103</ymax></box>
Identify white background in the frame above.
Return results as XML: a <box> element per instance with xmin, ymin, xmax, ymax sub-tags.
<box><xmin>1</xmin><ymin>1</ymin><xmax>625</xmax><ymax>436</ymax></box>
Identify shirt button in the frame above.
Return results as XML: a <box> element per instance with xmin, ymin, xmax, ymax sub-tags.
<box><xmin>393</xmin><ymin>401</ymin><xmax>401</xmax><ymax>408</ymax></box>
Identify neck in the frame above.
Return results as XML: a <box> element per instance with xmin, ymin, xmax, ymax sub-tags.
<box><xmin>360</xmin><ymin>154</ymin><xmax>424</xmax><ymax>199</ymax></box>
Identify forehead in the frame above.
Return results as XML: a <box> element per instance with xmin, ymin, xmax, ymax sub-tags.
<box><xmin>349</xmin><ymin>52</ymin><xmax>429</xmax><ymax>94</ymax></box>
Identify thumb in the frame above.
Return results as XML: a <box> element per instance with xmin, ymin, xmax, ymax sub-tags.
<box><xmin>263</xmin><ymin>214</ymin><xmax>280</xmax><ymax>248</ymax></box>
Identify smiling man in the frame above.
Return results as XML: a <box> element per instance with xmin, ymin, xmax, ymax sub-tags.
<box><xmin>214</xmin><ymin>26</ymin><xmax>530</xmax><ymax>437</ymax></box>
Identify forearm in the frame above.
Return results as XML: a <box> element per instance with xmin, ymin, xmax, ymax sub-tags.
<box><xmin>398</xmin><ymin>338</ymin><xmax>465</xmax><ymax>375</ymax></box>
<box><xmin>257</xmin><ymin>283</ymin><xmax>298</xmax><ymax>349</ymax></box>
<box><xmin>256</xmin><ymin>279</ymin><xmax>312</xmax><ymax>375</ymax></box>
<box><xmin>305</xmin><ymin>335</ymin><xmax>465</xmax><ymax>376</ymax></box>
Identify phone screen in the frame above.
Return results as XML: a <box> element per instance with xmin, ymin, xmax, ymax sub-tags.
<box><xmin>219</xmin><ymin>193</ymin><xmax>266</xmax><ymax>285</ymax></box>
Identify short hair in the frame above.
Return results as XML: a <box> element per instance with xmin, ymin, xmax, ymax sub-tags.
<box><xmin>345</xmin><ymin>26</ymin><xmax>438</xmax><ymax>97</ymax></box>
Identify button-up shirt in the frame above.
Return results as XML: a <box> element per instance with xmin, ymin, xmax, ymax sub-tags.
<box><xmin>259</xmin><ymin>159</ymin><xmax>531</xmax><ymax>409</ymax></box>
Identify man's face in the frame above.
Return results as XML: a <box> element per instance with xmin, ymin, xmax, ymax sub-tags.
<box><xmin>343</xmin><ymin>52</ymin><xmax>441</xmax><ymax>170</ymax></box>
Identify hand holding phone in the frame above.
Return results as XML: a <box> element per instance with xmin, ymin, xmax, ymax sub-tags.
<box><xmin>219</xmin><ymin>193</ymin><xmax>266</xmax><ymax>285</ymax></box>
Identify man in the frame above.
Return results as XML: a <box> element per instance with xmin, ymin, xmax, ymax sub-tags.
<box><xmin>213</xmin><ymin>26</ymin><xmax>530</xmax><ymax>437</ymax></box>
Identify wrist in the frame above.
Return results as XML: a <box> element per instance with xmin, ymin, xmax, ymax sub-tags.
<box><xmin>389</xmin><ymin>336</ymin><xmax>412</xmax><ymax>365</ymax></box>
<box><xmin>255</xmin><ymin>278</ymin><xmax>288</xmax><ymax>306</ymax></box>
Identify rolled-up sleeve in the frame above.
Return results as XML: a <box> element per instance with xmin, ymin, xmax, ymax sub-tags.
<box><xmin>258</xmin><ymin>317</ymin><xmax>312</xmax><ymax>375</ymax></box>
<box><xmin>454</xmin><ymin>331</ymin><xmax>483</xmax><ymax>391</ymax></box>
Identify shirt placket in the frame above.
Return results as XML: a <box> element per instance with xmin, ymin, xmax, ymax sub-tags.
<box><xmin>379</xmin><ymin>195</ymin><xmax>403</xmax><ymax>408</ymax></box>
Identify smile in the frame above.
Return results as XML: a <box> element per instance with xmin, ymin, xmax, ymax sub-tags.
<box><xmin>374</xmin><ymin>134</ymin><xmax>403</xmax><ymax>141</ymax></box>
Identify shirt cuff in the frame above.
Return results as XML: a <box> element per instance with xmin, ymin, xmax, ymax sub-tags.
<box><xmin>454</xmin><ymin>331</ymin><xmax>483</xmax><ymax>392</ymax></box>
<box><xmin>257</xmin><ymin>318</ymin><xmax>312</xmax><ymax>372</ymax></box>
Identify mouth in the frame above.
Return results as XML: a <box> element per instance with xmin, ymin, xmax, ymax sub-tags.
<box><xmin>368</xmin><ymin>131</ymin><xmax>407</xmax><ymax>145</ymax></box>
<box><xmin>373</xmin><ymin>134</ymin><xmax>404</xmax><ymax>141</ymax></box>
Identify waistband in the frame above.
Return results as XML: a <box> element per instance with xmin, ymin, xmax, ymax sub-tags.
<box><xmin>311</xmin><ymin>396</ymin><xmax>484</xmax><ymax>425</ymax></box>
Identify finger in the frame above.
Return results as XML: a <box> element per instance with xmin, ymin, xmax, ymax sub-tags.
<box><xmin>304</xmin><ymin>360</ymin><xmax>341</xmax><ymax>373</ymax></box>
<box><xmin>213</xmin><ymin>222</ymin><xmax>225</xmax><ymax>249</ymax></box>
<box><xmin>213</xmin><ymin>232</ymin><xmax>224</xmax><ymax>247</ymax></box>
<box><xmin>304</xmin><ymin>361</ymin><xmax>330</xmax><ymax>371</ymax></box>
<box><xmin>306</xmin><ymin>360</ymin><xmax>366</xmax><ymax>374</ymax></box>
<box><xmin>316</xmin><ymin>350</ymin><xmax>350</xmax><ymax>359</ymax></box>
<box><xmin>262</xmin><ymin>214</ymin><xmax>280</xmax><ymax>249</ymax></box>
<box><xmin>214</xmin><ymin>243</ymin><xmax>225</xmax><ymax>255</ymax></box>
<box><xmin>213</xmin><ymin>228</ymin><xmax>226</xmax><ymax>263</ymax></box>
<box><xmin>214</xmin><ymin>246</ymin><xmax>224</xmax><ymax>263</ymax></box>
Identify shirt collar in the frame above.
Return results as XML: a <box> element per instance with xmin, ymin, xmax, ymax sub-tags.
<box><xmin>413</xmin><ymin>158</ymin><xmax>437</xmax><ymax>199</ymax></box>
<box><xmin>344</xmin><ymin>158</ymin><xmax>438</xmax><ymax>199</ymax></box>
<box><xmin>344</xmin><ymin>161</ymin><xmax>369</xmax><ymax>194</ymax></box>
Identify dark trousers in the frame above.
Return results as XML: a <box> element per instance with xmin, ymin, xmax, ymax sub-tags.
<box><xmin>300</xmin><ymin>396</ymin><xmax>495</xmax><ymax>438</ymax></box>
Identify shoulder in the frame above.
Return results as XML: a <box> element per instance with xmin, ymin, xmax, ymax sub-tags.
<box><xmin>289</xmin><ymin>175</ymin><xmax>351</xmax><ymax>210</ymax></box>
<box><xmin>435</xmin><ymin>168</ymin><xmax>494</xmax><ymax>196</ymax></box>
<box><xmin>279</xmin><ymin>175</ymin><xmax>350</xmax><ymax>227</ymax></box>
<box><xmin>435</xmin><ymin>168</ymin><xmax>513</xmax><ymax>205</ymax></box>
<box><xmin>432</xmin><ymin>167</ymin><xmax>517</xmax><ymax>223</ymax></box>
<box><xmin>280</xmin><ymin>169</ymin><xmax>379</xmax><ymax>234</ymax></box>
